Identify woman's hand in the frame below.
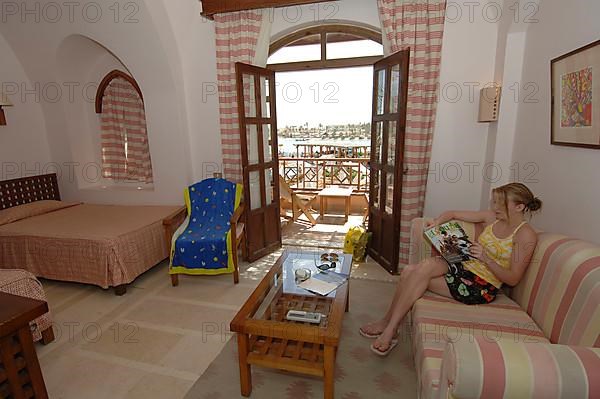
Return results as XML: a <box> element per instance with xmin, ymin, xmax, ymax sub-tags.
<box><xmin>469</xmin><ymin>243</ymin><xmax>488</xmax><ymax>262</ymax></box>
<box><xmin>425</xmin><ymin>218</ymin><xmax>437</xmax><ymax>229</ymax></box>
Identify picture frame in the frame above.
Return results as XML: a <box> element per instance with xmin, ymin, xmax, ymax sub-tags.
<box><xmin>551</xmin><ymin>39</ymin><xmax>600</xmax><ymax>149</ymax></box>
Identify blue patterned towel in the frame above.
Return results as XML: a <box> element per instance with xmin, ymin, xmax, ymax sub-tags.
<box><xmin>170</xmin><ymin>178</ymin><xmax>242</xmax><ymax>275</ymax></box>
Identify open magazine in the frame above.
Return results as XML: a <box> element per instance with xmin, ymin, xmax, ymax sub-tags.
<box><xmin>423</xmin><ymin>221</ymin><xmax>481</xmax><ymax>265</ymax></box>
<box><xmin>298</xmin><ymin>271</ymin><xmax>348</xmax><ymax>296</ymax></box>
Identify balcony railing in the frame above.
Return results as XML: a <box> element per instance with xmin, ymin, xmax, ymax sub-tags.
<box><xmin>280</xmin><ymin>157</ymin><xmax>370</xmax><ymax>193</ymax></box>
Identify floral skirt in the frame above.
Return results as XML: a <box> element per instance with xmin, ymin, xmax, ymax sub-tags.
<box><xmin>444</xmin><ymin>262</ymin><xmax>498</xmax><ymax>305</ymax></box>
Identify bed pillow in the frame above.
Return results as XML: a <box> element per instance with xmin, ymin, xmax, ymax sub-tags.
<box><xmin>0</xmin><ymin>200</ymin><xmax>80</xmax><ymax>226</ymax></box>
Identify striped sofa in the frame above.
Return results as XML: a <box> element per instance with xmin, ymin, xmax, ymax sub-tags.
<box><xmin>408</xmin><ymin>218</ymin><xmax>600</xmax><ymax>399</ymax></box>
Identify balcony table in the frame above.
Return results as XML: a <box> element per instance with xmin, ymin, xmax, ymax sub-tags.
<box><xmin>318</xmin><ymin>187</ymin><xmax>354</xmax><ymax>222</ymax></box>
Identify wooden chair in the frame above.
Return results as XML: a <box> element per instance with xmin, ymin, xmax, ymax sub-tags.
<box><xmin>165</xmin><ymin>177</ymin><xmax>247</xmax><ymax>286</ymax></box>
<box><xmin>278</xmin><ymin>175</ymin><xmax>317</xmax><ymax>225</ymax></box>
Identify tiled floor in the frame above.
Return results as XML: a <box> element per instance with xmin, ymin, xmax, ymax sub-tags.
<box><xmin>34</xmin><ymin>217</ymin><xmax>398</xmax><ymax>398</ymax></box>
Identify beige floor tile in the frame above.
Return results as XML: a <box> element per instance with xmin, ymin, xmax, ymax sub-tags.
<box><xmin>80</xmin><ymin>323</ymin><xmax>184</xmax><ymax>364</ymax></box>
<box><xmin>125</xmin><ymin>373</ymin><xmax>194</xmax><ymax>399</ymax></box>
<box><xmin>157</xmin><ymin>278</ymin><xmax>256</xmax><ymax>307</ymax></box>
<box><xmin>159</xmin><ymin>334</ymin><xmax>233</xmax><ymax>375</ymax></box>
<box><xmin>125</xmin><ymin>298</ymin><xmax>237</xmax><ymax>333</ymax></box>
<box><xmin>40</xmin><ymin>350</ymin><xmax>147</xmax><ymax>399</ymax></box>
<box><xmin>40</xmin><ymin>280</ymin><xmax>96</xmax><ymax>309</ymax></box>
<box><xmin>351</xmin><ymin>259</ymin><xmax>401</xmax><ymax>283</ymax></box>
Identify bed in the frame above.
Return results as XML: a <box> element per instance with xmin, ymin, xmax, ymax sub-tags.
<box><xmin>0</xmin><ymin>173</ymin><xmax>186</xmax><ymax>295</ymax></box>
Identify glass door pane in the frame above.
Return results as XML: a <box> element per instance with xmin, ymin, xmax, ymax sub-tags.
<box><xmin>390</xmin><ymin>64</ymin><xmax>401</xmax><ymax>114</ymax></box>
<box><xmin>242</xmin><ymin>74</ymin><xmax>256</xmax><ymax>117</ymax></box>
<box><xmin>263</xmin><ymin>124</ymin><xmax>272</xmax><ymax>162</ymax></box>
<box><xmin>372</xmin><ymin>169</ymin><xmax>380</xmax><ymax>209</ymax></box>
<box><xmin>249</xmin><ymin>170</ymin><xmax>261</xmax><ymax>210</ymax></box>
<box><xmin>261</xmin><ymin>76</ymin><xmax>270</xmax><ymax>118</ymax></box>
<box><xmin>265</xmin><ymin>167</ymin><xmax>274</xmax><ymax>204</ymax></box>
<box><xmin>385</xmin><ymin>172</ymin><xmax>394</xmax><ymax>214</ymax></box>
<box><xmin>246</xmin><ymin>125</ymin><xmax>259</xmax><ymax>165</ymax></box>
<box><xmin>376</xmin><ymin>69</ymin><xmax>386</xmax><ymax>115</ymax></box>
<box><xmin>387</xmin><ymin>121</ymin><xmax>397</xmax><ymax>166</ymax></box>
<box><xmin>374</xmin><ymin>121</ymin><xmax>383</xmax><ymax>164</ymax></box>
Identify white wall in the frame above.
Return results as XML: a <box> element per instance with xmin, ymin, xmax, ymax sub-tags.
<box><xmin>162</xmin><ymin>1</ymin><xmax>224</xmax><ymax>181</ymax></box>
<box><xmin>0</xmin><ymin>33</ymin><xmax>50</xmax><ymax>179</ymax></box>
<box><xmin>423</xmin><ymin>0</ymin><xmax>501</xmax><ymax>217</ymax></box>
<box><xmin>271</xmin><ymin>0</ymin><xmax>381</xmax><ymax>37</ymax></box>
<box><xmin>0</xmin><ymin>0</ymin><xmax>193</xmax><ymax>205</ymax></box>
<box><xmin>1</xmin><ymin>0</ymin><xmax>550</xmax><ymax>222</ymax></box>
<box><xmin>510</xmin><ymin>0</ymin><xmax>600</xmax><ymax>242</ymax></box>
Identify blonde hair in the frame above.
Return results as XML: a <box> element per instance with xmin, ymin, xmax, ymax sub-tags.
<box><xmin>493</xmin><ymin>183</ymin><xmax>542</xmax><ymax>220</ymax></box>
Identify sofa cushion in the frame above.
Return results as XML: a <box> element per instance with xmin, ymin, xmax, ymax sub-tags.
<box><xmin>440</xmin><ymin>337</ymin><xmax>600</xmax><ymax>399</ymax></box>
<box><xmin>511</xmin><ymin>232</ymin><xmax>600</xmax><ymax>347</ymax></box>
<box><xmin>411</xmin><ymin>291</ymin><xmax>549</xmax><ymax>398</ymax></box>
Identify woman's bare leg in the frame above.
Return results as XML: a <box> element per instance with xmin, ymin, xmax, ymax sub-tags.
<box><xmin>360</xmin><ymin>263</ymin><xmax>420</xmax><ymax>335</ymax></box>
<box><xmin>361</xmin><ymin>258</ymin><xmax>444</xmax><ymax>336</ymax></box>
<box><xmin>372</xmin><ymin>258</ymin><xmax>448</xmax><ymax>351</ymax></box>
<box><xmin>427</xmin><ymin>275</ymin><xmax>453</xmax><ymax>298</ymax></box>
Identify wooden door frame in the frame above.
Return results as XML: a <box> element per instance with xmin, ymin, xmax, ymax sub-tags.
<box><xmin>236</xmin><ymin>62</ymin><xmax>282</xmax><ymax>262</ymax></box>
<box><xmin>367</xmin><ymin>49</ymin><xmax>410</xmax><ymax>274</ymax></box>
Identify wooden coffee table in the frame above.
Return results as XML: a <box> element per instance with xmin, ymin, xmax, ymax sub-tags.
<box><xmin>230</xmin><ymin>249</ymin><xmax>352</xmax><ymax>399</ymax></box>
<box><xmin>318</xmin><ymin>187</ymin><xmax>354</xmax><ymax>222</ymax></box>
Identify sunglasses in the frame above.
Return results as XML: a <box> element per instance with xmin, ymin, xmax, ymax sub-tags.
<box><xmin>317</xmin><ymin>261</ymin><xmax>336</xmax><ymax>271</ymax></box>
<box><xmin>320</xmin><ymin>253</ymin><xmax>340</xmax><ymax>262</ymax></box>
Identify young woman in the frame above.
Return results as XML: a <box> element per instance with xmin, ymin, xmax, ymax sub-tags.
<box><xmin>360</xmin><ymin>182</ymin><xmax>542</xmax><ymax>356</ymax></box>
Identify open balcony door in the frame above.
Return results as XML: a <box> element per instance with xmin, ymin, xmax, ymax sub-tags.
<box><xmin>367</xmin><ymin>49</ymin><xmax>410</xmax><ymax>274</ymax></box>
<box><xmin>236</xmin><ymin>62</ymin><xmax>282</xmax><ymax>262</ymax></box>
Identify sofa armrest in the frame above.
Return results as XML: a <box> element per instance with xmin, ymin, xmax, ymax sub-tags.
<box><xmin>439</xmin><ymin>337</ymin><xmax>600</xmax><ymax>399</ymax></box>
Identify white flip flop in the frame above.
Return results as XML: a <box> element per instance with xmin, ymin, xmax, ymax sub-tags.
<box><xmin>359</xmin><ymin>327</ymin><xmax>382</xmax><ymax>339</ymax></box>
<box><xmin>370</xmin><ymin>339</ymin><xmax>399</xmax><ymax>357</ymax></box>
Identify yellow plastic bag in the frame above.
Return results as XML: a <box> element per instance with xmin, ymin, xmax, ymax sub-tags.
<box><xmin>343</xmin><ymin>226</ymin><xmax>370</xmax><ymax>262</ymax></box>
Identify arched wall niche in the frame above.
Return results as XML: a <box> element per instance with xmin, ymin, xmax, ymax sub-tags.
<box><xmin>56</xmin><ymin>34</ymin><xmax>151</xmax><ymax>189</ymax></box>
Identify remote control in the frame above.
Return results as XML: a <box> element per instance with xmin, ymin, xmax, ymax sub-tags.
<box><xmin>285</xmin><ymin>310</ymin><xmax>322</xmax><ymax>324</ymax></box>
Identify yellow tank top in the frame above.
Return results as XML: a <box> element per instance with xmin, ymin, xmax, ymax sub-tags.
<box><xmin>463</xmin><ymin>220</ymin><xmax>527</xmax><ymax>288</ymax></box>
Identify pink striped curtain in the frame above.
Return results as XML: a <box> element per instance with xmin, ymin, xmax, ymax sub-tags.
<box><xmin>100</xmin><ymin>77</ymin><xmax>153</xmax><ymax>183</ymax></box>
<box><xmin>378</xmin><ymin>0</ymin><xmax>446</xmax><ymax>264</ymax></box>
<box><xmin>214</xmin><ymin>11</ymin><xmax>264</xmax><ymax>183</ymax></box>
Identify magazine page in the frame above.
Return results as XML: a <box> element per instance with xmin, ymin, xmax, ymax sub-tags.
<box><xmin>424</xmin><ymin>221</ymin><xmax>473</xmax><ymax>264</ymax></box>
<box><xmin>298</xmin><ymin>270</ymin><xmax>348</xmax><ymax>296</ymax></box>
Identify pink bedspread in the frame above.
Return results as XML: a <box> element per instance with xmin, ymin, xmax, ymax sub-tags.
<box><xmin>0</xmin><ymin>204</ymin><xmax>180</xmax><ymax>288</ymax></box>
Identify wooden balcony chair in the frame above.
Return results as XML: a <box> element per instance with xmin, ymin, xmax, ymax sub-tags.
<box><xmin>278</xmin><ymin>175</ymin><xmax>317</xmax><ymax>226</ymax></box>
<box><xmin>167</xmin><ymin>176</ymin><xmax>247</xmax><ymax>285</ymax></box>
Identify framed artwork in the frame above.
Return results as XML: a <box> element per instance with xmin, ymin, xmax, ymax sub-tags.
<box><xmin>551</xmin><ymin>39</ymin><xmax>600</xmax><ymax>149</ymax></box>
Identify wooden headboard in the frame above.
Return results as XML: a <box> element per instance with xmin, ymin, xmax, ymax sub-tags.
<box><xmin>0</xmin><ymin>173</ymin><xmax>61</xmax><ymax>210</ymax></box>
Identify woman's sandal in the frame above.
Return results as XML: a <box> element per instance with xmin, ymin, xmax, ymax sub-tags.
<box><xmin>370</xmin><ymin>339</ymin><xmax>399</xmax><ymax>357</ymax></box>
<box><xmin>359</xmin><ymin>326</ymin><xmax>401</xmax><ymax>339</ymax></box>
<box><xmin>359</xmin><ymin>327</ymin><xmax>383</xmax><ymax>339</ymax></box>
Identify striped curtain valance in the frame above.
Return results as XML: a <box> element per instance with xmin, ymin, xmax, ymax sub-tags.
<box><xmin>100</xmin><ymin>77</ymin><xmax>153</xmax><ymax>184</ymax></box>
<box><xmin>377</xmin><ymin>0</ymin><xmax>447</xmax><ymax>264</ymax></box>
